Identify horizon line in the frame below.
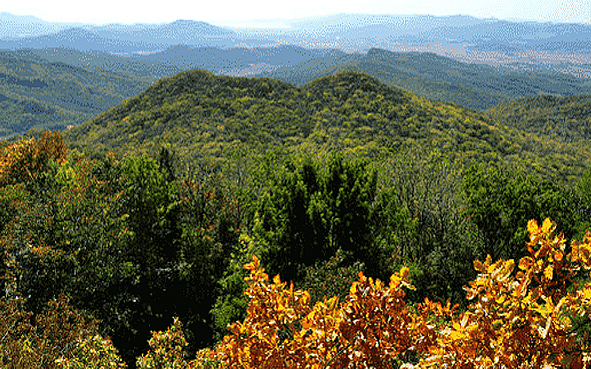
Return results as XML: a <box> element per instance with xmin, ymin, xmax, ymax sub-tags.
<box><xmin>1</xmin><ymin>11</ymin><xmax>588</xmax><ymax>29</ymax></box>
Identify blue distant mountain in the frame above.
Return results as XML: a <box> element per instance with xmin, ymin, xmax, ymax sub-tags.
<box><xmin>92</xmin><ymin>20</ymin><xmax>238</xmax><ymax>47</ymax></box>
<box><xmin>1</xmin><ymin>12</ymin><xmax>591</xmax><ymax>83</ymax></box>
<box><xmin>0</xmin><ymin>12</ymin><xmax>78</xmax><ymax>38</ymax></box>
<box><xmin>0</xmin><ymin>27</ymin><xmax>166</xmax><ymax>53</ymax></box>
<box><xmin>0</xmin><ymin>14</ymin><xmax>243</xmax><ymax>52</ymax></box>
<box><xmin>420</xmin><ymin>20</ymin><xmax>591</xmax><ymax>53</ymax></box>
<box><xmin>247</xmin><ymin>14</ymin><xmax>591</xmax><ymax>54</ymax></box>
<box><xmin>132</xmin><ymin>44</ymin><xmax>343</xmax><ymax>72</ymax></box>
<box><xmin>280</xmin><ymin>14</ymin><xmax>489</xmax><ymax>37</ymax></box>
<box><xmin>3</xmin><ymin>12</ymin><xmax>591</xmax><ymax>56</ymax></box>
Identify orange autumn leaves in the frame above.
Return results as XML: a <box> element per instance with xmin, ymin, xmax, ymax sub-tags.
<box><xmin>420</xmin><ymin>218</ymin><xmax>586</xmax><ymax>369</ymax></box>
<box><xmin>0</xmin><ymin>131</ymin><xmax>66</xmax><ymax>186</ymax></box>
<box><xmin>205</xmin><ymin>255</ymin><xmax>434</xmax><ymax>369</ymax></box>
<box><xmin>195</xmin><ymin>218</ymin><xmax>591</xmax><ymax>369</ymax></box>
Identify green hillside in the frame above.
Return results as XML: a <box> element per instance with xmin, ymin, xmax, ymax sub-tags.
<box><xmin>65</xmin><ymin>69</ymin><xmax>591</xmax><ymax>181</ymax></box>
<box><xmin>259</xmin><ymin>48</ymin><xmax>591</xmax><ymax>110</ymax></box>
<box><xmin>0</xmin><ymin>49</ymin><xmax>153</xmax><ymax>137</ymax></box>
<box><xmin>488</xmin><ymin>94</ymin><xmax>591</xmax><ymax>142</ymax></box>
<box><xmin>5</xmin><ymin>46</ymin><xmax>591</xmax><ymax>138</ymax></box>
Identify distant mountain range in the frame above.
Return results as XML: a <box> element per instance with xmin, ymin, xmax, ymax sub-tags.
<box><xmin>0</xmin><ymin>12</ymin><xmax>78</xmax><ymax>38</ymax></box>
<box><xmin>3</xmin><ymin>12</ymin><xmax>591</xmax><ymax>60</ymax></box>
<box><xmin>257</xmin><ymin>48</ymin><xmax>591</xmax><ymax>110</ymax></box>
<box><xmin>129</xmin><ymin>45</ymin><xmax>343</xmax><ymax>75</ymax></box>
<box><xmin>0</xmin><ymin>45</ymin><xmax>344</xmax><ymax>137</ymax></box>
<box><xmin>0</xmin><ymin>19</ymin><xmax>242</xmax><ymax>52</ymax></box>
<box><xmin>2</xmin><ymin>43</ymin><xmax>591</xmax><ymax>138</ymax></box>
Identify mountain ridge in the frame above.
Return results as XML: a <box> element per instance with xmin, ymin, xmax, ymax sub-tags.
<box><xmin>3</xmin><ymin>12</ymin><xmax>591</xmax><ymax>64</ymax></box>
<box><xmin>3</xmin><ymin>45</ymin><xmax>591</xmax><ymax>137</ymax></box>
<box><xmin>258</xmin><ymin>47</ymin><xmax>591</xmax><ymax>110</ymax></box>
<box><xmin>0</xmin><ymin>49</ymin><xmax>150</xmax><ymax>136</ymax></box>
<box><xmin>63</xmin><ymin>69</ymin><xmax>591</xmax><ymax>182</ymax></box>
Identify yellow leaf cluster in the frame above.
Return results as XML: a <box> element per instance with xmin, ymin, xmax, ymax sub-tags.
<box><xmin>0</xmin><ymin>132</ymin><xmax>67</xmax><ymax>187</ymax></box>
<box><xmin>202</xmin><ymin>255</ymin><xmax>433</xmax><ymax>369</ymax></box>
<box><xmin>194</xmin><ymin>219</ymin><xmax>591</xmax><ymax>369</ymax></box>
<box><xmin>420</xmin><ymin>218</ymin><xmax>591</xmax><ymax>369</ymax></box>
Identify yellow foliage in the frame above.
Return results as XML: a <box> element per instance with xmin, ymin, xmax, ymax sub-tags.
<box><xmin>0</xmin><ymin>131</ymin><xmax>67</xmax><ymax>186</ymax></box>
<box><xmin>192</xmin><ymin>219</ymin><xmax>591</xmax><ymax>368</ymax></box>
<box><xmin>420</xmin><ymin>218</ymin><xmax>591</xmax><ymax>369</ymax></box>
<box><xmin>195</xmin><ymin>253</ymin><xmax>434</xmax><ymax>369</ymax></box>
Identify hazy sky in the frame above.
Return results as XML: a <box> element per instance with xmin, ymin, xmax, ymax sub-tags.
<box><xmin>2</xmin><ymin>0</ymin><xmax>590</xmax><ymax>26</ymax></box>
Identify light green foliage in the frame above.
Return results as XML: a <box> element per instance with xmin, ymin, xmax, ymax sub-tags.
<box><xmin>136</xmin><ymin>317</ymin><xmax>189</xmax><ymax>369</ymax></box>
<box><xmin>488</xmin><ymin>94</ymin><xmax>591</xmax><ymax>142</ymax></box>
<box><xmin>64</xmin><ymin>70</ymin><xmax>591</xmax><ymax>182</ymax></box>
<box><xmin>211</xmin><ymin>231</ymin><xmax>263</xmax><ymax>338</ymax></box>
<box><xmin>119</xmin><ymin>152</ymin><xmax>181</xmax><ymax>269</ymax></box>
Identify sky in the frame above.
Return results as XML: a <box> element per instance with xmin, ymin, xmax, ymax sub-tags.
<box><xmin>1</xmin><ymin>0</ymin><xmax>590</xmax><ymax>26</ymax></box>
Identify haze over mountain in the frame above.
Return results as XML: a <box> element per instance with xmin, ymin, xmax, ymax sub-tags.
<box><xmin>239</xmin><ymin>14</ymin><xmax>591</xmax><ymax>52</ymax></box>
<box><xmin>0</xmin><ymin>12</ymin><xmax>79</xmax><ymax>38</ymax></box>
<box><xmin>130</xmin><ymin>45</ymin><xmax>343</xmax><ymax>75</ymax></box>
<box><xmin>3</xmin><ymin>12</ymin><xmax>591</xmax><ymax>66</ymax></box>
<box><xmin>0</xmin><ymin>17</ymin><xmax>242</xmax><ymax>52</ymax></box>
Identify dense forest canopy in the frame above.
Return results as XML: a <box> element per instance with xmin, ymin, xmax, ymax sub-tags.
<box><xmin>65</xmin><ymin>69</ymin><xmax>591</xmax><ymax>181</ymax></box>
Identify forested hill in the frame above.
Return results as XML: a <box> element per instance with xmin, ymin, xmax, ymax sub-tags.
<box><xmin>10</xmin><ymin>65</ymin><xmax>591</xmax><ymax>368</ymax></box>
<box><xmin>65</xmin><ymin>69</ymin><xmax>590</xmax><ymax>180</ymax></box>
<box><xmin>0</xmin><ymin>49</ymin><xmax>152</xmax><ymax>137</ymax></box>
<box><xmin>488</xmin><ymin>94</ymin><xmax>591</xmax><ymax>142</ymax></box>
